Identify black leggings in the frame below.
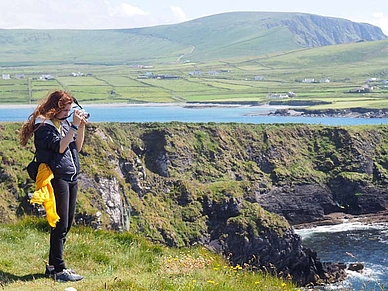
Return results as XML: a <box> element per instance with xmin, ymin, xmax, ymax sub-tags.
<box><xmin>49</xmin><ymin>178</ymin><xmax>78</xmax><ymax>272</ymax></box>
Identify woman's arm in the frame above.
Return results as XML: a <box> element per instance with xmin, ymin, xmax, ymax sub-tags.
<box><xmin>59</xmin><ymin>128</ymin><xmax>77</xmax><ymax>153</ymax></box>
<box><xmin>75</xmin><ymin>123</ymin><xmax>85</xmax><ymax>152</ymax></box>
<box><xmin>59</xmin><ymin>109</ymin><xmax>86</xmax><ymax>153</ymax></box>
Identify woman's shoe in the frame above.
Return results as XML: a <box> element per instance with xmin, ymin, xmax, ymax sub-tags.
<box><xmin>55</xmin><ymin>269</ymin><xmax>84</xmax><ymax>282</ymax></box>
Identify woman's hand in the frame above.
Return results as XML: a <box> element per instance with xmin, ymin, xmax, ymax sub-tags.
<box><xmin>72</xmin><ymin>109</ymin><xmax>88</xmax><ymax>127</ymax></box>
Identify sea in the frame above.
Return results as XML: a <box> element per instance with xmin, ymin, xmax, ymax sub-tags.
<box><xmin>295</xmin><ymin>222</ymin><xmax>388</xmax><ymax>291</ymax></box>
<box><xmin>2</xmin><ymin>104</ymin><xmax>388</xmax><ymax>290</ymax></box>
<box><xmin>2</xmin><ymin>103</ymin><xmax>388</xmax><ymax>125</ymax></box>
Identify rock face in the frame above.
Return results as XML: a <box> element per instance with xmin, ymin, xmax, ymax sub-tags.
<box><xmin>281</xmin><ymin>14</ymin><xmax>387</xmax><ymax>47</ymax></box>
<box><xmin>3</xmin><ymin>122</ymin><xmax>388</xmax><ymax>286</ymax></box>
<box><xmin>204</xmin><ymin>199</ymin><xmax>348</xmax><ymax>286</ymax></box>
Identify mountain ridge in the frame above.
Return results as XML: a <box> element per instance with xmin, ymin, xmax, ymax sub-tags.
<box><xmin>0</xmin><ymin>11</ymin><xmax>386</xmax><ymax>65</ymax></box>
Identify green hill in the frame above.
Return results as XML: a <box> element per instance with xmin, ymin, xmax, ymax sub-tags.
<box><xmin>0</xmin><ymin>12</ymin><xmax>387</xmax><ymax>109</ymax></box>
<box><xmin>0</xmin><ymin>11</ymin><xmax>385</xmax><ymax>66</ymax></box>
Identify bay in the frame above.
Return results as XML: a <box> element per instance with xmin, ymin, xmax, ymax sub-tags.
<box><xmin>2</xmin><ymin>104</ymin><xmax>388</xmax><ymax>125</ymax></box>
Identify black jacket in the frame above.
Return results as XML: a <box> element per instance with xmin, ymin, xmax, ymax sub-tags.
<box><xmin>34</xmin><ymin>118</ymin><xmax>80</xmax><ymax>181</ymax></box>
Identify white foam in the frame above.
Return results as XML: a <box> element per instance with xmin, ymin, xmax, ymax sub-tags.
<box><xmin>295</xmin><ymin>222</ymin><xmax>388</xmax><ymax>238</ymax></box>
<box><xmin>347</xmin><ymin>267</ymin><xmax>374</xmax><ymax>280</ymax></box>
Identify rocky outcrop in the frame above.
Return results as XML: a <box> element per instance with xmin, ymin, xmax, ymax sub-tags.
<box><xmin>269</xmin><ymin>108</ymin><xmax>388</xmax><ymax>119</ymax></box>
<box><xmin>202</xmin><ymin>197</ymin><xmax>347</xmax><ymax>286</ymax></box>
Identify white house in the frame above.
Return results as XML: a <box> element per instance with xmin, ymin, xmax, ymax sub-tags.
<box><xmin>39</xmin><ymin>74</ymin><xmax>55</xmax><ymax>80</ymax></box>
<box><xmin>2</xmin><ymin>74</ymin><xmax>10</xmax><ymax>80</ymax></box>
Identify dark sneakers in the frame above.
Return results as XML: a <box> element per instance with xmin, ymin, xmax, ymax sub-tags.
<box><xmin>54</xmin><ymin>269</ymin><xmax>84</xmax><ymax>282</ymax></box>
<box><xmin>45</xmin><ymin>265</ymin><xmax>83</xmax><ymax>282</ymax></box>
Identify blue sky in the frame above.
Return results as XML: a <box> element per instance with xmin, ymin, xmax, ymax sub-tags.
<box><xmin>0</xmin><ymin>0</ymin><xmax>387</xmax><ymax>34</ymax></box>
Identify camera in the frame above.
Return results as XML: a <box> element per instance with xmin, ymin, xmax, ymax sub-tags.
<box><xmin>72</xmin><ymin>97</ymin><xmax>90</xmax><ymax>119</ymax></box>
<box><xmin>80</xmin><ymin>109</ymin><xmax>90</xmax><ymax>119</ymax></box>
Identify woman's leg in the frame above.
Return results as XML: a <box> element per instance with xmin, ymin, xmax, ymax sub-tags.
<box><xmin>49</xmin><ymin>178</ymin><xmax>71</xmax><ymax>272</ymax></box>
<box><xmin>67</xmin><ymin>180</ymin><xmax>78</xmax><ymax>234</ymax></box>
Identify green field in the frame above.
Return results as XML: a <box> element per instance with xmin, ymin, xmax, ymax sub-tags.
<box><xmin>1</xmin><ymin>39</ymin><xmax>388</xmax><ymax>110</ymax></box>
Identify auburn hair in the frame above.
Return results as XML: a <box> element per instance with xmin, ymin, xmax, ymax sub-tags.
<box><xmin>19</xmin><ymin>90</ymin><xmax>73</xmax><ymax>146</ymax></box>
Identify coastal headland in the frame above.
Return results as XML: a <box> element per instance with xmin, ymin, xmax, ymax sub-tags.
<box><xmin>2</xmin><ymin>120</ymin><xmax>388</xmax><ymax>287</ymax></box>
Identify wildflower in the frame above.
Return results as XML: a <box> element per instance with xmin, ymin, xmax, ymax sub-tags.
<box><xmin>207</xmin><ymin>280</ymin><xmax>216</xmax><ymax>284</ymax></box>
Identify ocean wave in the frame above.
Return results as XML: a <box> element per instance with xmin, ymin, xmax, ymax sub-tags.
<box><xmin>294</xmin><ymin>222</ymin><xmax>388</xmax><ymax>238</ymax></box>
<box><xmin>324</xmin><ymin>267</ymin><xmax>385</xmax><ymax>291</ymax></box>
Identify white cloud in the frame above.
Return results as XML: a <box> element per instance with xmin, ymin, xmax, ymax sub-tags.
<box><xmin>120</xmin><ymin>3</ymin><xmax>148</xmax><ymax>16</ymax></box>
<box><xmin>170</xmin><ymin>6</ymin><xmax>187</xmax><ymax>22</ymax></box>
<box><xmin>0</xmin><ymin>0</ymin><xmax>155</xmax><ymax>29</ymax></box>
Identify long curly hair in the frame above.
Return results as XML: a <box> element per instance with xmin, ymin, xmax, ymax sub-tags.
<box><xmin>19</xmin><ymin>90</ymin><xmax>74</xmax><ymax>146</ymax></box>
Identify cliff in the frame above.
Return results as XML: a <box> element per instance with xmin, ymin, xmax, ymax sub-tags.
<box><xmin>2</xmin><ymin>122</ymin><xmax>388</xmax><ymax>286</ymax></box>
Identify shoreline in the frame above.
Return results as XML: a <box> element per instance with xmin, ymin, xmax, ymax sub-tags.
<box><xmin>0</xmin><ymin>102</ymin><xmax>289</xmax><ymax>109</ymax></box>
<box><xmin>293</xmin><ymin>210</ymin><xmax>388</xmax><ymax>229</ymax></box>
<box><xmin>2</xmin><ymin>103</ymin><xmax>388</xmax><ymax>120</ymax></box>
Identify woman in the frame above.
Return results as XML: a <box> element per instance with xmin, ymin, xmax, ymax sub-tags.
<box><xmin>20</xmin><ymin>90</ymin><xmax>88</xmax><ymax>282</ymax></box>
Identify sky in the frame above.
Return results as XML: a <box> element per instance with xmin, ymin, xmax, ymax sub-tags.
<box><xmin>0</xmin><ymin>0</ymin><xmax>387</xmax><ymax>35</ymax></box>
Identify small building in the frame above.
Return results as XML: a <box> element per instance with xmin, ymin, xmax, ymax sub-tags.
<box><xmin>156</xmin><ymin>74</ymin><xmax>179</xmax><ymax>79</ymax></box>
<box><xmin>348</xmin><ymin>85</ymin><xmax>373</xmax><ymax>93</ymax></box>
<box><xmin>145</xmin><ymin>72</ymin><xmax>154</xmax><ymax>78</ymax></box>
<box><xmin>137</xmin><ymin>65</ymin><xmax>154</xmax><ymax>69</ymax></box>
<box><xmin>268</xmin><ymin>91</ymin><xmax>296</xmax><ymax>98</ymax></box>
<box><xmin>189</xmin><ymin>70</ymin><xmax>202</xmax><ymax>76</ymax></box>
<box><xmin>302</xmin><ymin>78</ymin><xmax>315</xmax><ymax>83</ymax></box>
<box><xmin>2</xmin><ymin>74</ymin><xmax>10</xmax><ymax>80</ymax></box>
<box><xmin>14</xmin><ymin>74</ymin><xmax>25</xmax><ymax>79</ymax></box>
<box><xmin>254</xmin><ymin>76</ymin><xmax>265</xmax><ymax>81</ymax></box>
<box><xmin>39</xmin><ymin>74</ymin><xmax>55</xmax><ymax>80</ymax></box>
<box><xmin>70</xmin><ymin>72</ymin><xmax>84</xmax><ymax>77</ymax></box>
<box><xmin>268</xmin><ymin>93</ymin><xmax>290</xmax><ymax>99</ymax></box>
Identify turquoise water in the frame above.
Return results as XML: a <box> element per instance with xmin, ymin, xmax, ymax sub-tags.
<box><xmin>2</xmin><ymin>105</ymin><xmax>388</xmax><ymax>125</ymax></box>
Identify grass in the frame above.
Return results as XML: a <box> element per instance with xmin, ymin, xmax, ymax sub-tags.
<box><xmin>0</xmin><ymin>39</ymin><xmax>387</xmax><ymax>108</ymax></box>
<box><xmin>0</xmin><ymin>217</ymin><xmax>297</xmax><ymax>291</ymax></box>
